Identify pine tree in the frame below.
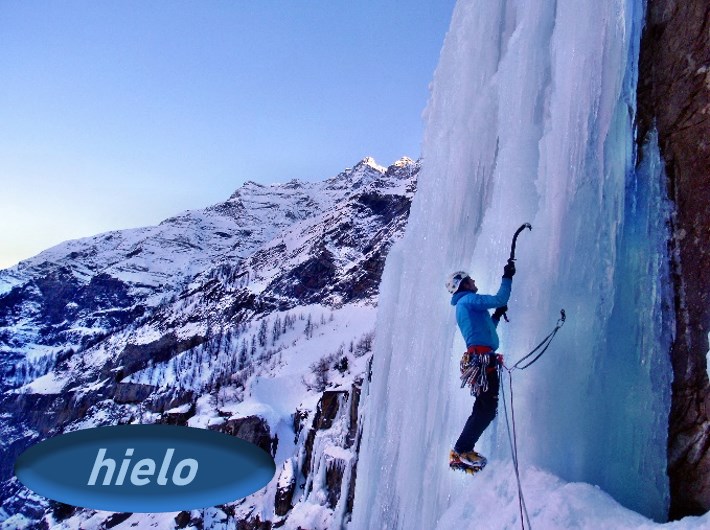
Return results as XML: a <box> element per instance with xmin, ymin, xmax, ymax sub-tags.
<box><xmin>310</xmin><ymin>357</ymin><xmax>330</xmax><ymax>392</ymax></box>
<box><xmin>239</xmin><ymin>339</ymin><xmax>248</xmax><ymax>370</ymax></box>
<box><xmin>258</xmin><ymin>319</ymin><xmax>268</xmax><ymax>347</ymax></box>
<box><xmin>305</xmin><ymin>314</ymin><xmax>313</xmax><ymax>339</ymax></box>
<box><xmin>271</xmin><ymin>315</ymin><xmax>282</xmax><ymax>345</ymax></box>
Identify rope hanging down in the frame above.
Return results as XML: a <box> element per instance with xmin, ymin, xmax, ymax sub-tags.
<box><xmin>500</xmin><ymin>309</ymin><xmax>566</xmax><ymax>530</ymax></box>
<box><xmin>510</xmin><ymin>309</ymin><xmax>566</xmax><ymax>370</ymax></box>
<box><xmin>501</xmin><ymin>366</ymin><xmax>530</xmax><ymax>529</ymax></box>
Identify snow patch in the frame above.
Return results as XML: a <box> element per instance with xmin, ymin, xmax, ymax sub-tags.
<box><xmin>15</xmin><ymin>372</ymin><xmax>69</xmax><ymax>395</ymax></box>
<box><xmin>437</xmin><ymin>462</ymin><xmax>710</xmax><ymax>529</ymax></box>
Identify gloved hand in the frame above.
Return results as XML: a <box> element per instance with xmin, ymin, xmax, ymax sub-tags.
<box><xmin>503</xmin><ymin>259</ymin><xmax>516</xmax><ymax>279</ymax></box>
<box><xmin>492</xmin><ymin>305</ymin><xmax>508</xmax><ymax>322</ymax></box>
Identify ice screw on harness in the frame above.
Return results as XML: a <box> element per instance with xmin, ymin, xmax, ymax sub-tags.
<box><xmin>459</xmin><ymin>347</ymin><xmax>502</xmax><ymax>396</ymax></box>
<box><xmin>501</xmin><ymin>223</ymin><xmax>532</xmax><ymax>322</ymax></box>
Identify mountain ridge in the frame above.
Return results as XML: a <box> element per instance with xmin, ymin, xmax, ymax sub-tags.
<box><xmin>0</xmin><ymin>156</ymin><xmax>419</xmax><ymax>529</ymax></box>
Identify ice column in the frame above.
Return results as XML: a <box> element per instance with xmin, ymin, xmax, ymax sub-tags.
<box><xmin>352</xmin><ymin>0</ymin><xmax>671</xmax><ymax>526</ymax></box>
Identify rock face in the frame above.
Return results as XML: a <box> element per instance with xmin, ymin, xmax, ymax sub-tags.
<box><xmin>210</xmin><ymin>415</ymin><xmax>275</xmax><ymax>455</ymax></box>
<box><xmin>301</xmin><ymin>383</ymin><xmax>362</xmax><ymax>514</ymax></box>
<box><xmin>637</xmin><ymin>0</ymin><xmax>710</xmax><ymax>519</ymax></box>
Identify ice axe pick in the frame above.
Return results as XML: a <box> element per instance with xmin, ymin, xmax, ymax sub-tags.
<box><xmin>501</xmin><ymin>223</ymin><xmax>532</xmax><ymax>322</ymax></box>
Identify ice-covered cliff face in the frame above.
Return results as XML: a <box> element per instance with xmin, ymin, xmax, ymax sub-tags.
<box><xmin>0</xmin><ymin>157</ymin><xmax>418</xmax><ymax>528</ymax></box>
<box><xmin>352</xmin><ymin>0</ymin><xmax>675</xmax><ymax>526</ymax></box>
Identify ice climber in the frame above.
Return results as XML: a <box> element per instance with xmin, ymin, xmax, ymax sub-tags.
<box><xmin>446</xmin><ymin>260</ymin><xmax>515</xmax><ymax>473</ymax></box>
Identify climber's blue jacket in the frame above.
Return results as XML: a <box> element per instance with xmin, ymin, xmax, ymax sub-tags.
<box><xmin>451</xmin><ymin>277</ymin><xmax>512</xmax><ymax>350</ymax></box>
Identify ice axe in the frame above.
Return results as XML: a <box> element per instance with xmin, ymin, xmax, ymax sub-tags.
<box><xmin>500</xmin><ymin>223</ymin><xmax>532</xmax><ymax>322</ymax></box>
<box><xmin>509</xmin><ymin>222</ymin><xmax>532</xmax><ymax>262</ymax></box>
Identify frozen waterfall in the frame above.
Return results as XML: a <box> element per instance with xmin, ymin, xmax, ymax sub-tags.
<box><xmin>352</xmin><ymin>0</ymin><xmax>673</xmax><ymax>527</ymax></box>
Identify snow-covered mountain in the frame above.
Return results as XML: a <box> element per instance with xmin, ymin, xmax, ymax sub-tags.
<box><xmin>0</xmin><ymin>157</ymin><xmax>418</xmax><ymax>529</ymax></box>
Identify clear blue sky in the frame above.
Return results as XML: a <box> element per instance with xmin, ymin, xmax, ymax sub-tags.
<box><xmin>0</xmin><ymin>1</ymin><xmax>456</xmax><ymax>268</ymax></box>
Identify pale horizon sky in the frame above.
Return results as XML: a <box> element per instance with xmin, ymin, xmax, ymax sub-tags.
<box><xmin>0</xmin><ymin>1</ymin><xmax>456</xmax><ymax>269</ymax></box>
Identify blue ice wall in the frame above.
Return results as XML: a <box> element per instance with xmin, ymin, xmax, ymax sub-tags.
<box><xmin>352</xmin><ymin>0</ymin><xmax>673</xmax><ymax>526</ymax></box>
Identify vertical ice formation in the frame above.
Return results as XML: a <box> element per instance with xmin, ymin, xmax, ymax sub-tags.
<box><xmin>352</xmin><ymin>0</ymin><xmax>673</xmax><ymax>527</ymax></box>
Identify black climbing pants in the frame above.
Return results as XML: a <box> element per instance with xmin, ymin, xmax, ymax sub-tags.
<box><xmin>454</xmin><ymin>368</ymin><xmax>500</xmax><ymax>453</ymax></box>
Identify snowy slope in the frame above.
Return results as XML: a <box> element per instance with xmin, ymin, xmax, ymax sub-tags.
<box><xmin>435</xmin><ymin>463</ymin><xmax>710</xmax><ymax>530</ymax></box>
<box><xmin>0</xmin><ymin>157</ymin><xmax>418</xmax><ymax>529</ymax></box>
<box><xmin>0</xmin><ymin>157</ymin><xmax>416</xmax><ymax>390</ymax></box>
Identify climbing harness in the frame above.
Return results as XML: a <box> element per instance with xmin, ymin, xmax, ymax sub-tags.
<box><xmin>459</xmin><ymin>345</ymin><xmax>503</xmax><ymax>396</ymax></box>
<box><xmin>500</xmin><ymin>309</ymin><xmax>566</xmax><ymax>530</ymax></box>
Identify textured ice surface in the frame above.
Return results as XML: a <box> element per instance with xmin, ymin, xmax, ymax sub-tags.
<box><xmin>352</xmin><ymin>0</ymin><xmax>676</xmax><ymax>527</ymax></box>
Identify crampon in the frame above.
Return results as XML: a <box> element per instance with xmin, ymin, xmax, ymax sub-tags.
<box><xmin>449</xmin><ymin>450</ymin><xmax>487</xmax><ymax>475</ymax></box>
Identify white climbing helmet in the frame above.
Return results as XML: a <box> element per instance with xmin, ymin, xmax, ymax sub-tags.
<box><xmin>446</xmin><ymin>271</ymin><xmax>470</xmax><ymax>294</ymax></box>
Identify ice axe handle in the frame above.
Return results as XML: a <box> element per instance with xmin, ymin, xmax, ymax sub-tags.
<box><xmin>502</xmin><ymin>223</ymin><xmax>532</xmax><ymax>324</ymax></box>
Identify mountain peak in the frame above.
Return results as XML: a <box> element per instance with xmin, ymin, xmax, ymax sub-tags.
<box><xmin>391</xmin><ymin>156</ymin><xmax>415</xmax><ymax>167</ymax></box>
<box><xmin>353</xmin><ymin>157</ymin><xmax>386</xmax><ymax>173</ymax></box>
<box><xmin>0</xmin><ymin>156</ymin><xmax>421</xmax><ymax>529</ymax></box>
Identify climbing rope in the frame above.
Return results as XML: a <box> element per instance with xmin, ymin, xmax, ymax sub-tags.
<box><xmin>509</xmin><ymin>310</ymin><xmax>566</xmax><ymax>371</ymax></box>
<box><xmin>500</xmin><ymin>367</ymin><xmax>531</xmax><ymax>530</ymax></box>
<box><xmin>499</xmin><ymin>309</ymin><xmax>566</xmax><ymax>530</ymax></box>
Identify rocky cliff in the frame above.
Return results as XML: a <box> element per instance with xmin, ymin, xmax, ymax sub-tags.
<box><xmin>637</xmin><ymin>0</ymin><xmax>710</xmax><ymax>519</ymax></box>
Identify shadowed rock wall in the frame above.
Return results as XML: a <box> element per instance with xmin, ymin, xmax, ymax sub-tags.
<box><xmin>637</xmin><ymin>0</ymin><xmax>710</xmax><ymax>519</ymax></box>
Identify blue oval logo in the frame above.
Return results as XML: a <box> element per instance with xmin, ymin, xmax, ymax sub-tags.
<box><xmin>14</xmin><ymin>424</ymin><xmax>276</xmax><ymax>512</ymax></box>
